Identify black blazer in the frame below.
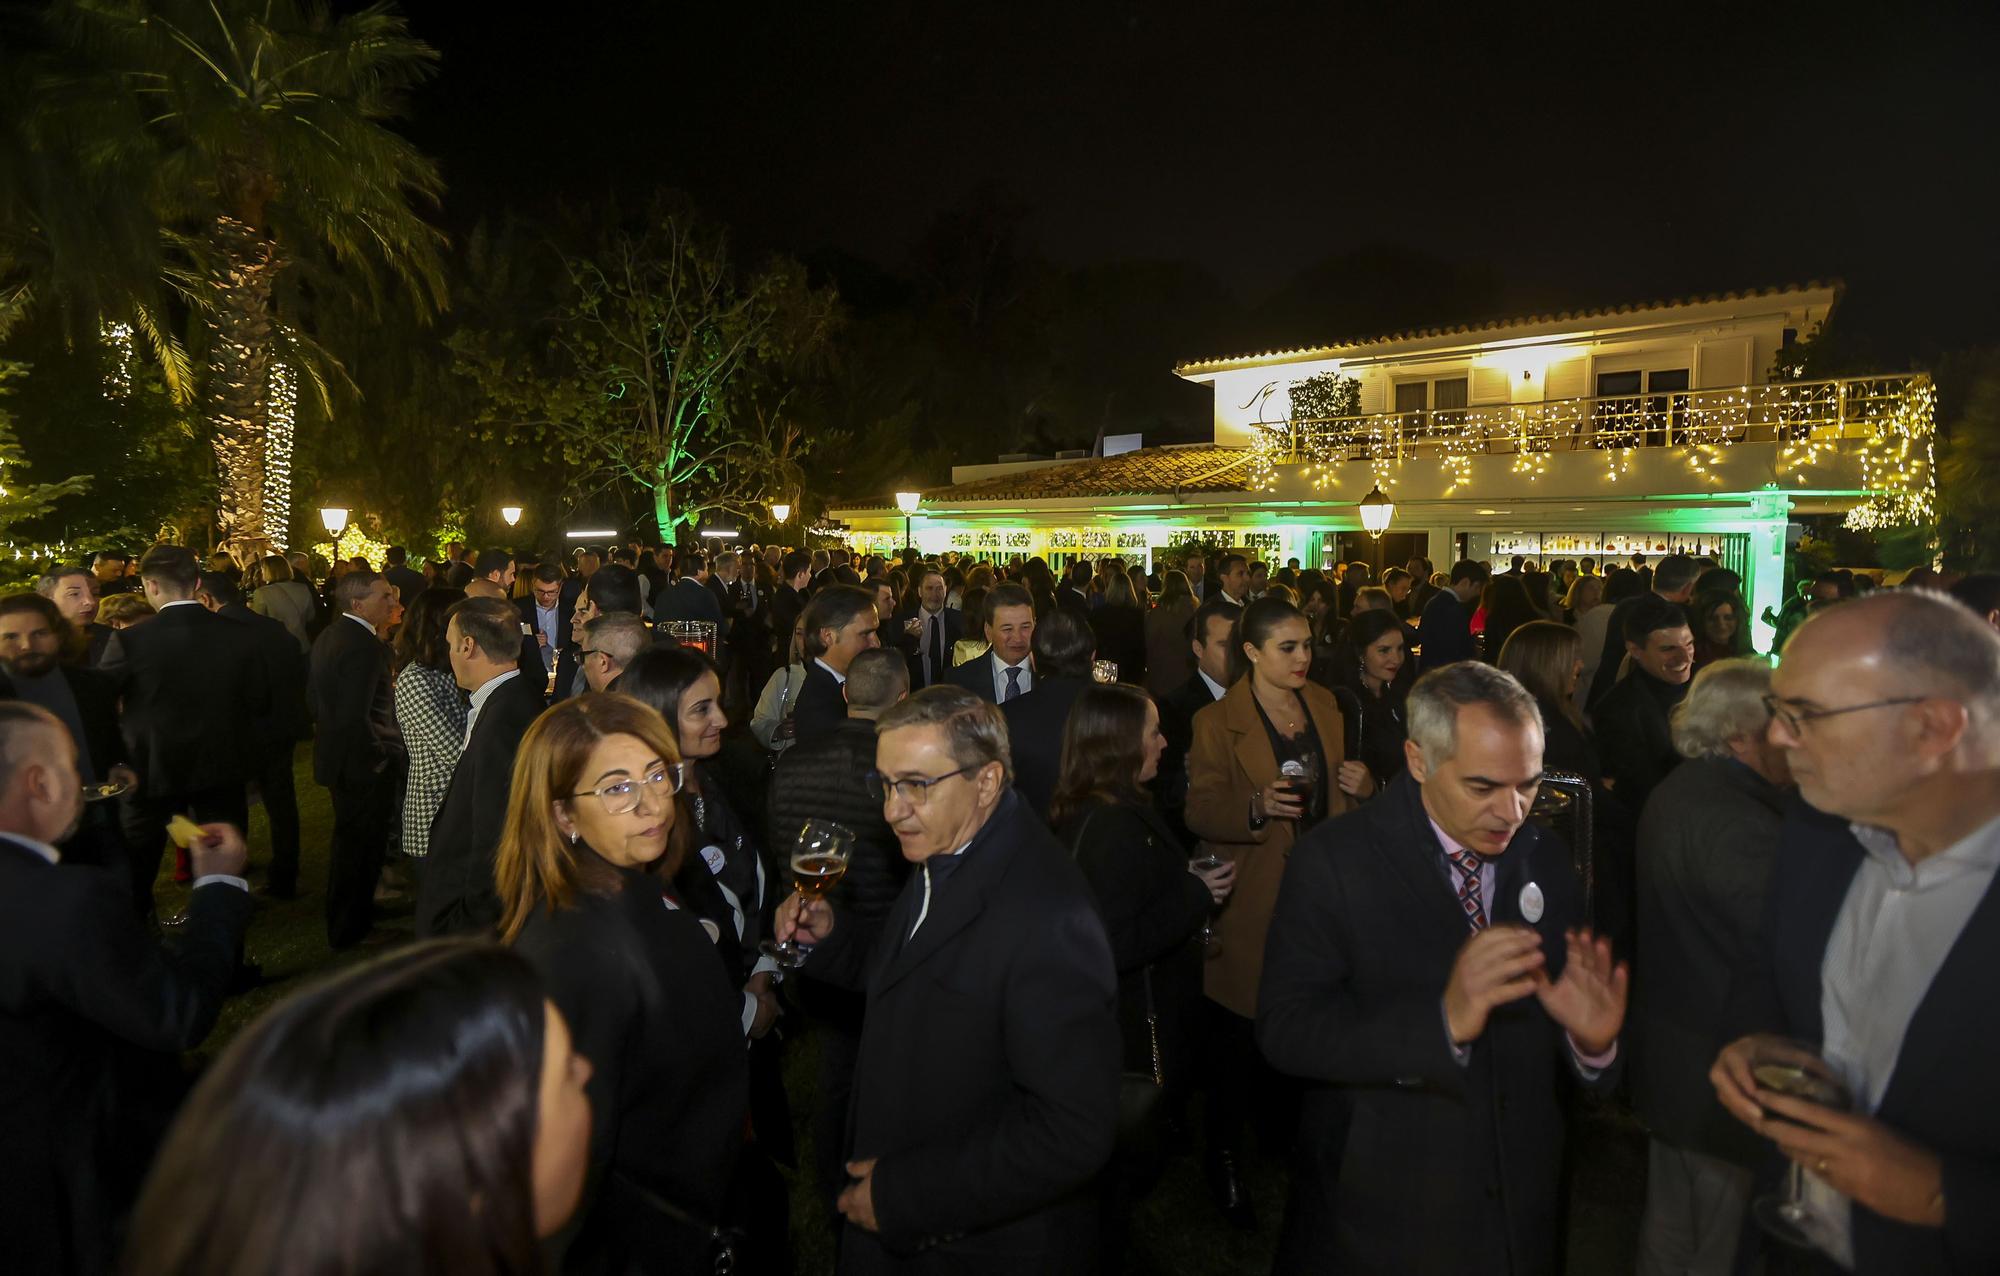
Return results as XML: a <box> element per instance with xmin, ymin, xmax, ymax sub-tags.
<box><xmin>1257</xmin><ymin>774</ymin><xmax>1615</xmax><ymax>1276</ymax></box>
<box><xmin>1417</xmin><ymin>588</ymin><xmax>1475</xmax><ymax>672</ymax></box>
<box><xmin>944</xmin><ymin>649</ymin><xmax>1034</xmax><ymax>705</ymax></box>
<box><xmin>998</xmin><ymin>674</ymin><xmax>1090</xmax><ymax>823</ymax></box>
<box><xmin>807</xmin><ymin>791</ymin><xmax>1119</xmax><ymax>1272</ymax></box>
<box><xmin>656</xmin><ymin>576</ymin><xmax>724</xmax><ymax>628</ymax></box>
<box><xmin>894</xmin><ymin>606</ymin><xmax>963</xmax><ymax>689</ymax></box>
<box><xmin>767</xmin><ymin>584</ymin><xmax>806</xmax><ymax>663</ymax></box>
<box><xmin>1152</xmin><ymin>672</ymin><xmax>1222</xmax><ymax>849</ymax></box>
<box><xmin>791</xmin><ymin>659</ymin><xmax>847</xmax><ymax>748</ymax></box>
<box><xmin>513</xmin><ymin>853</ymin><xmax>749</xmax><ymax>1273</ymax></box>
<box><xmin>0</xmin><ymin>838</ymin><xmax>251</xmax><ymax>1276</ymax></box>
<box><xmin>1086</xmin><ymin>604</ymin><xmax>1146</xmax><ymax>686</ymax></box>
<box><xmin>415</xmin><ymin>673</ymin><xmax>547</xmax><ymax>938</ymax></box>
<box><xmin>99</xmin><ymin>602</ymin><xmax>263</xmax><ymax>796</ymax></box>
<box><xmin>1630</xmin><ymin>757</ymin><xmax>1784</xmax><ymax>1169</ymax></box>
<box><xmin>1725</xmin><ymin>801</ymin><xmax>2000</xmax><ymax>1274</ymax></box>
<box><xmin>217</xmin><ymin>602</ymin><xmax>311</xmax><ymax>742</ymax></box>
<box><xmin>0</xmin><ymin>665</ymin><xmax>128</xmax><ymax>779</ymax></box>
<box><xmin>550</xmin><ymin>641</ymin><xmax>584</xmax><ymax>703</ymax></box>
<box><xmin>308</xmin><ymin>615</ymin><xmax>397</xmax><ymax>788</ymax></box>
<box><xmin>1592</xmin><ymin>670</ymin><xmax>1684</xmax><ymax>815</ymax></box>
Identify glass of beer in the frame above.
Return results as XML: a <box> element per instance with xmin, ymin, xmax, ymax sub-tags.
<box><xmin>1747</xmin><ymin>1038</ymin><xmax>1855</xmax><ymax>1252</ymax></box>
<box><xmin>762</xmin><ymin>818</ymin><xmax>855</xmax><ymax>970</ymax></box>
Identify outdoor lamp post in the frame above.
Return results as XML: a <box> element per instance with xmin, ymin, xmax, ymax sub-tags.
<box><xmin>500</xmin><ymin>504</ymin><xmax>523</xmax><ymax>528</ymax></box>
<box><xmin>1358</xmin><ymin>484</ymin><xmax>1394</xmax><ymax>537</ymax></box>
<box><xmin>769</xmin><ymin>500</ymin><xmax>792</xmax><ymax>525</ymax></box>
<box><xmin>319</xmin><ymin>505</ymin><xmax>350</xmax><ymax>563</ymax></box>
<box><xmin>895</xmin><ymin>490</ymin><xmax>921</xmax><ymax>554</ymax></box>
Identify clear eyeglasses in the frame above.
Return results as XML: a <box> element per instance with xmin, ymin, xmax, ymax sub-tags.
<box><xmin>570</xmin><ymin>762</ymin><xmax>686</xmax><ymax>815</ymax></box>
<box><xmin>864</xmin><ymin>766</ymin><xmax>972</xmax><ymax>807</ymax></box>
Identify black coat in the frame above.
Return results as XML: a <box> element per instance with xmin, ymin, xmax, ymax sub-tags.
<box><xmin>791</xmin><ymin>660</ymin><xmax>847</xmax><ymax>748</ymax></box>
<box><xmin>1586</xmin><ymin>592</ymin><xmax>1648</xmax><ymax>707</ymax></box>
<box><xmin>1151</xmin><ymin>672</ymin><xmax>1222</xmax><ymax>849</ymax></box>
<box><xmin>0</xmin><ymin>838</ymin><xmax>251</xmax><ymax>1276</ymax></box>
<box><xmin>1086</xmin><ymin>605</ymin><xmax>1145</xmax><ymax>685</ymax></box>
<box><xmin>98</xmin><ymin>602</ymin><xmax>263</xmax><ymax>796</ymax></box>
<box><xmin>1257</xmin><ymin>774</ymin><xmax>1616</xmax><ymax>1276</ymax></box>
<box><xmin>893</xmin><ymin>606</ymin><xmax>963</xmax><ymax>689</ymax></box>
<box><xmin>217</xmin><ymin>602</ymin><xmax>310</xmax><ymax>742</ymax></box>
<box><xmin>807</xmin><ymin>791</ymin><xmax>1119</xmax><ymax>1273</ymax></box>
<box><xmin>1724</xmin><ymin>801</ymin><xmax>2000</xmax><ymax>1275</ymax></box>
<box><xmin>415</xmin><ymin>673</ymin><xmax>547</xmax><ymax>938</ymax></box>
<box><xmin>1630</xmin><ymin>757</ymin><xmax>1784</xmax><ymax>1168</ymax></box>
<box><xmin>1057</xmin><ymin>796</ymin><xmax>1210</xmax><ymax>1082</ymax></box>
<box><xmin>768</xmin><ymin>716</ymin><xmax>907</xmax><ymax>926</ymax></box>
<box><xmin>767</xmin><ymin>584</ymin><xmax>806</xmax><ymax>664</ymax></box>
<box><xmin>0</xmin><ymin>664</ymin><xmax>128</xmax><ymax>779</ymax></box>
<box><xmin>513</xmin><ymin>853</ymin><xmax>748</xmax><ymax>1275</ymax></box>
<box><xmin>1417</xmin><ymin>587</ymin><xmax>1475</xmax><ymax>671</ymax></box>
<box><xmin>1592</xmin><ymin>668</ymin><xmax>1686</xmax><ymax>815</ymax></box>
<box><xmin>307</xmin><ymin>616</ymin><xmax>398</xmax><ymax>788</ymax></box>
<box><xmin>551</xmin><ymin>642</ymin><xmax>584</xmax><ymax>703</ymax></box>
<box><xmin>998</xmin><ymin>674</ymin><xmax>1090</xmax><ymax>824</ymax></box>
<box><xmin>655</xmin><ymin>576</ymin><xmax>724</xmax><ymax>629</ymax></box>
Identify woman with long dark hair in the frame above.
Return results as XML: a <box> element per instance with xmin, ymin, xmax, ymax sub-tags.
<box><xmin>497</xmin><ymin>695</ymin><xmax>750</xmax><ymax>1275</ymax></box>
<box><xmin>1089</xmin><ymin>568</ymin><xmax>1147</xmax><ymax>686</ymax></box>
<box><xmin>1051</xmin><ymin>682</ymin><xmax>1232</xmax><ymax>1271</ymax></box>
<box><xmin>1184</xmin><ymin>596</ymin><xmax>1369</xmax><ymax>1228</ymax></box>
<box><xmin>393</xmin><ymin>586</ymin><xmax>468</xmax><ymax>863</ymax></box>
<box><xmin>1689</xmin><ymin>587</ymin><xmax>1755</xmax><ymax>669</ymax></box>
<box><xmin>1478</xmin><ymin>573</ymin><xmax>1539</xmax><ymax>665</ymax></box>
<box><xmin>1322</xmin><ymin>608</ymin><xmax>1410</xmax><ymax>788</ymax></box>
<box><xmin>126</xmin><ymin>941</ymin><xmax>594</xmax><ymax>1276</ymax></box>
<box><xmin>1143</xmin><ymin>569</ymin><xmax>1197</xmax><ymax>696</ymax></box>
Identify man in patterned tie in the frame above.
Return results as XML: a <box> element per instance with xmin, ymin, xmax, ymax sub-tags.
<box><xmin>1257</xmin><ymin>661</ymin><xmax>1628</xmax><ymax>1275</ymax></box>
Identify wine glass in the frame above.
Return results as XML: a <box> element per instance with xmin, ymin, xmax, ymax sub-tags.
<box><xmin>1748</xmin><ymin>1038</ymin><xmax>1855</xmax><ymax>1252</ymax></box>
<box><xmin>761</xmin><ymin>819</ymin><xmax>854</xmax><ymax>970</ymax></box>
<box><xmin>1282</xmin><ymin>751</ymin><xmax>1322</xmax><ymax>819</ymax></box>
<box><xmin>1191</xmin><ymin>852</ymin><xmax>1228</xmax><ymax>953</ymax></box>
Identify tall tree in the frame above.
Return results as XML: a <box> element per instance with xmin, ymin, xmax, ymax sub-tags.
<box><xmin>56</xmin><ymin>0</ymin><xmax>447</xmax><ymax>551</ymax></box>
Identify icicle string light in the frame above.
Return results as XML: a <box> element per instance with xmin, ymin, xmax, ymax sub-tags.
<box><xmin>264</xmin><ymin>361</ymin><xmax>296</xmax><ymax>546</ymax></box>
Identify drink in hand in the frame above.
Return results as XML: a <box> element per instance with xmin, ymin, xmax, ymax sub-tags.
<box><xmin>763</xmin><ymin>819</ymin><xmax>855</xmax><ymax>970</ymax></box>
<box><xmin>792</xmin><ymin>851</ymin><xmax>848</xmax><ymax>900</ymax></box>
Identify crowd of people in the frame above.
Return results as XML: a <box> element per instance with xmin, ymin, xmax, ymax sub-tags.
<box><xmin>4</xmin><ymin>533</ymin><xmax>1999</xmax><ymax>1276</ymax></box>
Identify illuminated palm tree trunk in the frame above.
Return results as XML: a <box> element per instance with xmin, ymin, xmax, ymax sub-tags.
<box><xmin>207</xmin><ymin>213</ymin><xmax>277</xmax><ymax>550</ymax></box>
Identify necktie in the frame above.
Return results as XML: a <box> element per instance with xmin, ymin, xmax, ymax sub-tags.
<box><xmin>1449</xmin><ymin>847</ymin><xmax>1488</xmax><ymax>932</ymax></box>
<box><xmin>1004</xmin><ymin>665</ymin><xmax>1022</xmax><ymax>702</ymax></box>
<box><xmin>928</xmin><ymin>614</ymin><xmax>943</xmax><ymax>685</ymax></box>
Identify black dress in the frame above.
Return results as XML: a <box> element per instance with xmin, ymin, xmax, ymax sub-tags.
<box><xmin>513</xmin><ymin>848</ymin><xmax>749</xmax><ymax>1275</ymax></box>
<box><xmin>1330</xmin><ymin>680</ymin><xmax>1409</xmax><ymax>788</ymax></box>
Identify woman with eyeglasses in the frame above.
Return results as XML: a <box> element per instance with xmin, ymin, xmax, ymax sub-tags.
<box><xmin>497</xmin><ymin>694</ymin><xmax>750</xmax><ymax>1275</ymax></box>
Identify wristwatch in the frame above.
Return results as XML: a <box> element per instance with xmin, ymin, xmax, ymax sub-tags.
<box><xmin>1248</xmin><ymin>792</ymin><xmax>1267</xmax><ymax>832</ymax></box>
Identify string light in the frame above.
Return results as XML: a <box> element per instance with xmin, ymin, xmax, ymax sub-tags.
<box><xmin>264</xmin><ymin>362</ymin><xmax>296</xmax><ymax>546</ymax></box>
<box><xmin>102</xmin><ymin>322</ymin><xmax>134</xmax><ymax>398</ymax></box>
<box><xmin>1248</xmin><ymin>373</ymin><xmax>1936</xmax><ymax>526</ymax></box>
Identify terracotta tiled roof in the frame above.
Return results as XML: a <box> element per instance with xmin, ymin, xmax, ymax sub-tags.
<box><xmin>841</xmin><ymin>446</ymin><xmax>1251</xmax><ymax>510</ymax></box>
<box><xmin>1174</xmin><ymin>280</ymin><xmax>1843</xmax><ymax>374</ymax></box>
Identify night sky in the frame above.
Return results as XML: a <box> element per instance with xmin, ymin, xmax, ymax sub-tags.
<box><xmin>402</xmin><ymin>3</ymin><xmax>2000</xmax><ymax>363</ymax></box>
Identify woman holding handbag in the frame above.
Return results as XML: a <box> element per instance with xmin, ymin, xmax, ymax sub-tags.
<box><xmin>1185</xmin><ymin>595</ymin><xmax>1372</xmax><ymax>1229</ymax></box>
<box><xmin>1052</xmin><ymin>681</ymin><xmax>1233</xmax><ymax>1273</ymax></box>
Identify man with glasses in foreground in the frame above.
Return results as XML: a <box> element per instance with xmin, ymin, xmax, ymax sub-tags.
<box><xmin>1711</xmin><ymin>590</ymin><xmax>2000</xmax><ymax>1274</ymax></box>
<box><xmin>774</xmin><ymin>685</ymin><xmax>1119</xmax><ymax>1271</ymax></box>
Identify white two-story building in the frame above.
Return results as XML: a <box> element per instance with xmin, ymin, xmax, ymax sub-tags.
<box><xmin>829</xmin><ymin>282</ymin><xmax>1933</xmax><ymax>649</ymax></box>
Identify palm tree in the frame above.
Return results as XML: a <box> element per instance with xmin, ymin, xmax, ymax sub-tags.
<box><xmin>56</xmin><ymin>0</ymin><xmax>447</xmax><ymax>550</ymax></box>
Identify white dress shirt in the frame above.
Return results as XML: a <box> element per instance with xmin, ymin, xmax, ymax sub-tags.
<box><xmin>1198</xmin><ymin>668</ymin><xmax>1228</xmax><ymax>701</ymax></box>
<box><xmin>990</xmin><ymin>653</ymin><xmax>1033</xmax><ymax>702</ymax></box>
<box><xmin>815</xmin><ymin>656</ymin><xmax>846</xmax><ymax>685</ymax></box>
<box><xmin>463</xmin><ymin>668</ymin><xmax>521</xmax><ymax>747</ymax></box>
<box><xmin>1806</xmin><ymin>812</ymin><xmax>2000</xmax><ymax>1267</ymax></box>
<box><xmin>344</xmin><ymin>612</ymin><xmax>378</xmax><ymax>636</ymax></box>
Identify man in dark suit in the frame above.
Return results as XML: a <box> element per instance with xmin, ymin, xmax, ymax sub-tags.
<box><xmin>0</xmin><ymin>702</ymin><xmax>252</xmax><ymax>1276</ymax></box>
<box><xmin>656</xmin><ymin>550</ymin><xmax>725</xmax><ymax>632</ymax></box>
<box><xmin>1416</xmin><ymin>558</ymin><xmax>1489</xmax><ymax>673</ymax></box>
<box><xmin>1587</xmin><ymin>552</ymin><xmax>1699</xmax><ymax>707</ymax></box>
<box><xmin>769</xmin><ymin>549</ymin><xmax>814</xmax><ymax>666</ymax></box>
<box><xmin>1630</xmin><ymin>657</ymin><xmax>1791</xmax><ymax>1274</ymax></box>
<box><xmin>999</xmin><ymin>608</ymin><xmax>1096</xmax><ymax>822</ymax></box>
<box><xmin>1711</xmin><ymin>592</ymin><xmax>2000</xmax><ymax>1275</ymax></box>
<box><xmin>769</xmin><ymin>647</ymin><xmax>912</xmax><ymax>1217</ymax></box>
<box><xmin>381</xmin><ymin>544</ymin><xmax>426</xmax><ymax>607</ymax></box>
<box><xmin>199</xmin><ymin>572</ymin><xmax>311</xmax><ymax>897</ymax></box>
<box><xmin>308</xmin><ymin>568</ymin><xmax>404</xmax><ymax>948</ymax></box>
<box><xmin>416</xmin><ymin>597</ymin><xmax>548</xmax><ymax>938</ymax></box>
<box><xmin>519</xmin><ymin>562</ymin><xmax>567</xmax><ymax>689</ymax></box>
<box><xmin>1593</xmin><ymin>595</ymin><xmax>1695</xmax><ymax>815</ymax></box>
<box><xmin>775</xmin><ymin>686</ymin><xmax>1119</xmax><ymax>1272</ymax></box>
<box><xmin>96</xmin><ymin>544</ymin><xmax>260</xmax><ymax>912</ymax></box>
<box><xmin>945</xmin><ymin>581</ymin><xmax>1038</xmax><ymax>704</ymax></box>
<box><xmin>793</xmin><ymin>584</ymin><xmax>882</xmax><ymax>748</ymax></box>
<box><xmin>1258</xmin><ymin>662</ymin><xmax>1627</xmax><ymax>1275</ymax></box>
<box><xmin>1153</xmin><ymin>597</ymin><xmax>1241</xmax><ymax>847</ymax></box>
<box><xmin>893</xmin><ymin>566</ymin><xmax>962</xmax><ymax>690</ymax></box>
<box><xmin>0</xmin><ymin>593</ymin><xmax>134</xmax><ymax>876</ymax></box>
<box><xmin>1057</xmin><ymin>561</ymin><xmax>1094</xmax><ymax>613</ymax></box>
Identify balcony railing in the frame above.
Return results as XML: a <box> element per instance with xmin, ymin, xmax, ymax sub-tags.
<box><xmin>1256</xmin><ymin>373</ymin><xmax>1932</xmax><ymax>466</ymax></box>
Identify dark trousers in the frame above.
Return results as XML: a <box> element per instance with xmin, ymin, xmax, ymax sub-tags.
<box><xmin>325</xmin><ymin>770</ymin><xmax>394</xmax><ymax>948</ymax></box>
<box><xmin>251</xmin><ymin>740</ymin><xmax>302</xmax><ymax>892</ymax></box>
<box><xmin>1203</xmin><ymin>1000</ymin><xmax>1298</xmax><ymax>1159</ymax></box>
<box><xmin>119</xmin><ymin>785</ymin><xmax>249</xmax><ymax>918</ymax></box>
<box><xmin>812</xmin><ymin>1020</ymin><xmax>862</xmax><ymax>1220</ymax></box>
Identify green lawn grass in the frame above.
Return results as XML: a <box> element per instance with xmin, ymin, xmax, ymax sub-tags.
<box><xmin>172</xmin><ymin>747</ymin><xmax>1645</xmax><ymax>1275</ymax></box>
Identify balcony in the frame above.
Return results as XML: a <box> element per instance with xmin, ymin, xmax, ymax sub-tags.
<box><xmin>1248</xmin><ymin>372</ymin><xmax>1934</xmax><ymax>497</ymax></box>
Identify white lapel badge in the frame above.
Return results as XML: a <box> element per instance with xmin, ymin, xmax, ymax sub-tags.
<box><xmin>699</xmin><ymin>844</ymin><xmax>728</xmax><ymax>876</ymax></box>
<box><xmin>1519</xmin><ymin>881</ymin><xmax>1545</xmax><ymax>925</ymax></box>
